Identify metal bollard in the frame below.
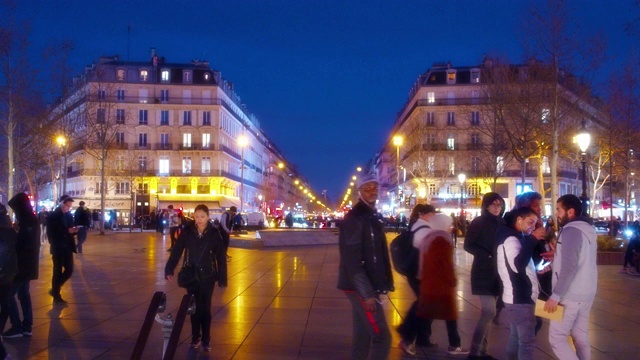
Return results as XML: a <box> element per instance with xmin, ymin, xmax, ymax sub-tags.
<box><xmin>155</xmin><ymin>295</ymin><xmax>196</xmax><ymax>359</ymax></box>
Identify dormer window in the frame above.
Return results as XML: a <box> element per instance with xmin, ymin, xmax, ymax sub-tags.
<box><xmin>116</xmin><ymin>69</ymin><xmax>125</xmax><ymax>81</ymax></box>
<box><xmin>161</xmin><ymin>69</ymin><xmax>170</xmax><ymax>83</ymax></box>
<box><xmin>446</xmin><ymin>70</ymin><xmax>457</xmax><ymax>84</ymax></box>
<box><xmin>183</xmin><ymin>70</ymin><xmax>192</xmax><ymax>84</ymax></box>
<box><xmin>470</xmin><ymin>68</ymin><xmax>481</xmax><ymax>83</ymax></box>
<box><xmin>204</xmin><ymin>72</ymin><xmax>211</xmax><ymax>81</ymax></box>
<box><xmin>140</xmin><ymin>70</ymin><xmax>149</xmax><ymax>82</ymax></box>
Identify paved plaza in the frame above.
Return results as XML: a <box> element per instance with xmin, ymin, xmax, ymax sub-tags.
<box><xmin>2</xmin><ymin>230</ymin><xmax>638</xmax><ymax>359</ymax></box>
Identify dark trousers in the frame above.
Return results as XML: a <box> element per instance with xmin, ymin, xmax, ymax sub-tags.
<box><xmin>345</xmin><ymin>291</ymin><xmax>391</xmax><ymax>360</ymax></box>
<box><xmin>8</xmin><ymin>280</ymin><xmax>32</xmax><ymax>331</ymax></box>
<box><xmin>76</xmin><ymin>227</ymin><xmax>87</xmax><ymax>253</ymax></box>
<box><xmin>398</xmin><ymin>276</ymin><xmax>433</xmax><ymax>342</ymax></box>
<box><xmin>188</xmin><ymin>279</ymin><xmax>215</xmax><ymax>344</ymax></box>
<box><xmin>51</xmin><ymin>252</ymin><xmax>74</xmax><ymax>296</ymax></box>
<box><xmin>0</xmin><ymin>283</ymin><xmax>12</xmax><ymax>332</ymax></box>
<box><xmin>221</xmin><ymin>231</ymin><xmax>230</xmax><ymax>253</ymax></box>
<box><xmin>169</xmin><ymin>227</ymin><xmax>179</xmax><ymax>248</ymax></box>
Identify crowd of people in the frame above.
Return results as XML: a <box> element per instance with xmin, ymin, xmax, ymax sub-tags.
<box><xmin>337</xmin><ymin>174</ymin><xmax>599</xmax><ymax>360</ymax></box>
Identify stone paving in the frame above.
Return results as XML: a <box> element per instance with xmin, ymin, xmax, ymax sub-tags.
<box><xmin>2</xmin><ymin>230</ymin><xmax>638</xmax><ymax>359</ymax></box>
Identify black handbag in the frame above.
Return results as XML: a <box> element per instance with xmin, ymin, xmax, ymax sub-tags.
<box><xmin>177</xmin><ymin>238</ymin><xmax>209</xmax><ymax>288</ymax></box>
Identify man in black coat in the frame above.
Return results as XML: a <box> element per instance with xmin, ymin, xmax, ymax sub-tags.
<box><xmin>74</xmin><ymin>201</ymin><xmax>91</xmax><ymax>253</ymax></box>
<box><xmin>46</xmin><ymin>195</ymin><xmax>78</xmax><ymax>304</ymax></box>
<box><xmin>337</xmin><ymin>174</ymin><xmax>394</xmax><ymax>360</ymax></box>
<box><xmin>3</xmin><ymin>193</ymin><xmax>40</xmax><ymax>338</ymax></box>
<box><xmin>464</xmin><ymin>192</ymin><xmax>505</xmax><ymax>360</ymax></box>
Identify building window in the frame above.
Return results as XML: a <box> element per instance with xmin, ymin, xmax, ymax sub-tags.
<box><xmin>161</xmin><ymin>70</ymin><xmax>170</xmax><ymax>82</ymax></box>
<box><xmin>427</xmin><ymin>133</ymin><xmax>436</xmax><ymax>145</ymax></box>
<box><xmin>139</xmin><ymin>110</ymin><xmax>148</xmax><ymax>125</ymax></box>
<box><xmin>160</xmin><ymin>133</ymin><xmax>169</xmax><ymax>148</ymax></box>
<box><xmin>426</xmin><ymin>112</ymin><xmax>435</xmax><ymax>126</ymax></box>
<box><xmin>428</xmin><ymin>183</ymin><xmax>437</xmax><ymax>195</ymax></box>
<box><xmin>97</xmin><ymin>108</ymin><xmax>106</xmax><ymax>123</ymax></box>
<box><xmin>183</xmin><ymin>111</ymin><xmax>192</xmax><ymax>125</ymax></box>
<box><xmin>116</xmin><ymin>109</ymin><xmax>125</xmax><ymax>124</ymax></box>
<box><xmin>471</xmin><ymin>69</ymin><xmax>481</xmax><ymax>83</ymax></box>
<box><xmin>448</xmin><ymin>157</ymin><xmax>455</xmax><ymax>175</ymax></box>
<box><xmin>160</xmin><ymin>89</ymin><xmax>169</xmax><ymax>102</ymax></box>
<box><xmin>204</xmin><ymin>72</ymin><xmax>211</xmax><ymax>81</ymax></box>
<box><xmin>202</xmin><ymin>133</ymin><xmax>211</xmax><ymax>149</ymax></box>
<box><xmin>542</xmin><ymin>156</ymin><xmax>550</xmax><ymax>173</ymax></box>
<box><xmin>427</xmin><ymin>91</ymin><xmax>435</xmax><ymax>104</ymax></box>
<box><xmin>183</xmin><ymin>133</ymin><xmax>192</xmax><ymax>147</ymax></box>
<box><xmin>428</xmin><ymin>156</ymin><xmax>435</xmax><ymax>173</ymax></box>
<box><xmin>497</xmin><ymin>156</ymin><xmax>505</xmax><ymax>173</ymax></box>
<box><xmin>117</xmin><ymin>69</ymin><xmax>126</xmax><ymax>81</ymax></box>
<box><xmin>140</xmin><ymin>70</ymin><xmax>149</xmax><ymax>82</ymax></box>
<box><xmin>139</xmin><ymin>156</ymin><xmax>147</xmax><ymax>171</ymax></box>
<box><xmin>97</xmin><ymin>90</ymin><xmax>106</xmax><ymax>100</ymax></box>
<box><xmin>183</xmin><ymin>70</ymin><xmax>192</xmax><ymax>84</ymax></box>
<box><xmin>139</xmin><ymin>133</ymin><xmax>147</xmax><ymax>147</ymax></box>
<box><xmin>446</xmin><ymin>70</ymin><xmax>457</xmax><ymax>84</ymax></box>
<box><xmin>182</xmin><ymin>157</ymin><xmax>192</xmax><ymax>174</ymax></box>
<box><xmin>202</xmin><ymin>111</ymin><xmax>211</xmax><ymax>126</ymax></box>
<box><xmin>115</xmin><ymin>182</ymin><xmax>129</xmax><ymax>195</ymax></box>
<box><xmin>541</xmin><ymin>108</ymin><xmax>550</xmax><ymax>123</ymax></box>
<box><xmin>160</xmin><ymin>110</ymin><xmax>169</xmax><ymax>125</ymax></box>
<box><xmin>159</xmin><ymin>157</ymin><xmax>169</xmax><ymax>175</ymax></box>
<box><xmin>471</xmin><ymin>111</ymin><xmax>480</xmax><ymax>125</ymax></box>
<box><xmin>116</xmin><ymin>89</ymin><xmax>125</xmax><ymax>101</ymax></box>
<box><xmin>95</xmin><ymin>181</ymin><xmax>106</xmax><ymax>195</ymax></box>
<box><xmin>447</xmin><ymin>112</ymin><xmax>455</xmax><ymax>126</ymax></box>
<box><xmin>468</xmin><ymin>183</ymin><xmax>480</xmax><ymax>196</ymax></box>
<box><xmin>471</xmin><ymin>133</ymin><xmax>480</xmax><ymax>146</ymax></box>
<box><xmin>202</xmin><ymin>157</ymin><xmax>211</xmax><ymax>174</ymax></box>
<box><xmin>447</xmin><ymin>135</ymin><xmax>455</xmax><ymax>150</ymax></box>
<box><xmin>472</xmin><ymin>156</ymin><xmax>481</xmax><ymax>172</ymax></box>
<box><xmin>116</xmin><ymin>132</ymin><xmax>125</xmax><ymax>144</ymax></box>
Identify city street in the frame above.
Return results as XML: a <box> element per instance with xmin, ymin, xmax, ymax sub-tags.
<box><xmin>1</xmin><ymin>230</ymin><xmax>638</xmax><ymax>359</ymax></box>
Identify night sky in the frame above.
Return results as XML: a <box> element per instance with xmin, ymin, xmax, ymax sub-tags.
<box><xmin>8</xmin><ymin>0</ymin><xmax>637</xmax><ymax>206</ymax></box>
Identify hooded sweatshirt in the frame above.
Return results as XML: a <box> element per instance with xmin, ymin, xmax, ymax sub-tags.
<box><xmin>550</xmin><ymin>217</ymin><xmax>598</xmax><ymax>303</ymax></box>
<box><xmin>496</xmin><ymin>223</ymin><xmax>539</xmax><ymax>305</ymax></box>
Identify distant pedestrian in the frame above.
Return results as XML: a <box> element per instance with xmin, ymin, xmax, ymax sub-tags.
<box><xmin>109</xmin><ymin>210</ymin><xmax>117</xmax><ymax>230</ymax></box>
<box><xmin>74</xmin><ymin>201</ymin><xmax>90</xmax><ymax>254</ymax></box>
<box><xmin>337</xmin><ymin>174</ymin><xmax>394</xmax><ymax>360</ymax></box>
<box><xmin>167</xmin><ymin>205</ymin><xmax>181</xmax><ymax>251</ymax></box>
<box><xmin>284</xmin><ymin>212</ymin><xmax>293</xmax><ymax>228</ymax></box>
<box><xmin>219</xmin><ymin>207</ymin><xmax>236</xmax><ymax>261</ymax></box>
<box><xmin>38</xmin><ymin>209</ymin><xmax>48</xmax><ymax>244</ymax></box>
<box><xmin>91</xmin><ymin>210</ymin><xmax>101</xmax><ymax>232</ymax></box>
<box><xmin>3</xmin><ymin>193</ymin><xmax>40</xmax><ymax>339</ymax></box>
<box><xmin>46</xmin><ymin>195</ymin><xmax>78</xmax><ymax>305</ymax></box>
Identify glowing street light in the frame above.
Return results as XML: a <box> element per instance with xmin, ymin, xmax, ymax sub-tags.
<box><xmin>393</xmin><ymin>135</ymin><xmax>403</xmax><ymax>205</ymax></box>
<box><xmin>575</xmin><ymin>121</ymin><xmax>591</xmax><ymax>215</ymax></box>
<box><xmin>56</xmin><ymin>135</ymin><xmax>68</xmax><ymax>195</ymax></box>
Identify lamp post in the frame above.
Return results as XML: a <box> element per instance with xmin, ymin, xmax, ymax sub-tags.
<box><xmin>575</xmin><ymin>121</ymin><xmax>591</xmax><ymax>216</ymax></box>
<box><xmin>458</xmin><ymin>172</ymin><xmax>466</xmax><ymax>235</ymax></box>
<box><xmin>238</xmin><ymin>134</ymin><xmax>248</xmax><ymax>213</ymax></box>
<box><xmin>393</xmin><ymin>135</ymin><xmax>403</xmax><ymax>207</ymax></box>
<box><xmin>56</xmin><ymin>135</ymin><xmax>68</xmax><ymax>195</ymax></box>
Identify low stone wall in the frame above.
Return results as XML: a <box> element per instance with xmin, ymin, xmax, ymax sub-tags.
<box><xmin>597</xmin><ymin>252</ymin><xmax>624</xmax><ymax>266</ymax></box>
<box><xmin>259</xmin><ymin>229</ymin><xmax>339</xmax><ymax>247</ymax></box>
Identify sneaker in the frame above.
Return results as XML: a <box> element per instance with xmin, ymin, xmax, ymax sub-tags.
<box><xmin>22</xmin><ymin>329</ymin><xmax>32</xmax><ymax>336</ymax></box>
<box><xmin>189</xmin><ymin>340</ymin><xmax>200</xmax><ymax>349</ymax></box>
<box><xmin>399</xmin><ymin>340</ymin><xmax>416</xmax><ymax>356</ymax></box>
<box><xmin>2</xmin><ymin>327</ymin><xmax>23</xmax><ymax>338</ymax></box>
<box><xmin>53</xmin><ymin>297</ymin><xmax>68</xmax><ymax>305</ymax></box>
<box><xmin>627</xmin><ymin>268</ymin><xmax>640</xmax><ymax>275</ymax></box>
<box><xmin>448</xmin><ymin>346</ymin><xmax>470</xmax><ymax>355</ymax></box>
<box><xmin>618</xmin><ymin>266</ymin><xmax>628</xmax><ymax>274</ymax></box>
<box><xmin>202</xmin><ymin>342</ymin><xmax>211</xmax><ymax>352</ymax></box>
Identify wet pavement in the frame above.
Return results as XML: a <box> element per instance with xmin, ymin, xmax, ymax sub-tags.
<box><xmin>2</xmin><ymin>230</ymin><xmax>638</xmax><ymax>359</ymax></box>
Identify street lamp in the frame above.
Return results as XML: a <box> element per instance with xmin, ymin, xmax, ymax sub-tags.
<box><xmin>576</xmin><ymin>121</ymin><xmax>591</xmax><ymax>215</ymax></box>
<box><xmin>393</xmin><ymin>135</ymin><xmax>403</xmax><ymax>206</ymax></box>
<box><xmin>56</xmin><ymin>135</ymin><xmax>68</xmax><ymax>195</ymax></box>
<box><xmin>238</xmin><ymin>134</ymin><xmax>248</xmax><ymax>212</ymax></box>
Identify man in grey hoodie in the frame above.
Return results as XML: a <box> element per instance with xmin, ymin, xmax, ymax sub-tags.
<box><xmin>544</xmin><ymin>194</ymin><xmax>597</xmax><ymax>360</ymax></box>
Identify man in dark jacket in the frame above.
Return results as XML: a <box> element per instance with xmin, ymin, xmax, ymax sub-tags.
<box><xmin>337</xmin><ymin>173</ymin><xmax>394</xmax><ymax>360</ymax></box>
<box><xmin>464</xmin><ymin>192</ymin><xmax>505</xmax><ymax>360</ymax></box>
<box><xmin>74</xmin><ymin>201</ymin><xmax>91</xmax><ymax>254</ymax></box>
<box><xmin>46</xmin><ymin>195</ymin><xmax>78</xmax><ymax>304</ymax></box>
<box><xmin>3</xmin><ymin>193</ymin><xmax>40</xmax><ymax>338</ymax></box>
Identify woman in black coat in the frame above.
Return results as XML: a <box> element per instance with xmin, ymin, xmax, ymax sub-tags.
<box><xmin>165</xmin><ymin>204</ymin><xmax>227</xmax><ymax>352</ymax></box>
<box><xmin>464</xmin><ymin>192</ymin><xmax>505</xmax><ymax>359</ymax></box>
<box><xmin>4</xmin><ymin>193</ymin><xmax>40</xmax><ymax>337</ymax></box>
<box><xmin>0</xmin><ymin>204</ymin><xmax>18</xmax><ymax>360</ymax></box>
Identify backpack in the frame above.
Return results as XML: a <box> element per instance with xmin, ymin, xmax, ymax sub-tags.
<box><xmin>390</xmin><ymin>225</ymin><xmax>428</xmax><ymax>277</ymax></box>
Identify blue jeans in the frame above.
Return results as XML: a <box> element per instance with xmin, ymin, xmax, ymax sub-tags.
<box><xmin>8</xmin><ymin>280</ymin><xmax>32</xmax><ymax>331</ymax></box>
<box><xmin>469</xmin><ymin>295</ymin><xmax>497</xmax><ymax>356</ymax></box>
<box><xmin>76</xmin><ymin>226</ymin><xmax>87</xmax><ymax>253</ymax></box>
<box><xmin>505</xmin><ymin>303</ymin><xmax>536</xmax><ymax>360</ymax></box>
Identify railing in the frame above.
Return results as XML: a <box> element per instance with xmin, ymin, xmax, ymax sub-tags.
<box><xmin>130</xmin><ymin>291</ymin><xmax>166</xmax><ymax>360</ymax></box>
<box><xmin>154</xmin><ymin>143</ymin><xmax>174</xmax><ymax>150</ymax></box>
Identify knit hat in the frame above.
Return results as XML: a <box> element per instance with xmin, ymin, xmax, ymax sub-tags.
<box><xmin>427</xmin><ymin>213</ymin><xmax>453</xmax><ymax>232</ymax></box>
<box><xmin>357</xmin><ymin>173</ymin><xmax>379</xmax><ymax>189</ymax></box>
